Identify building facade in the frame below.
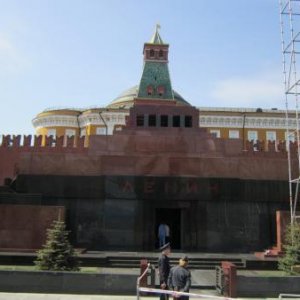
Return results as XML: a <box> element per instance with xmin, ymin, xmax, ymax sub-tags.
<box><xmin>32</xmin><ymin>28</ymin><xmax>298</xmax><ymax>147</ymax></box>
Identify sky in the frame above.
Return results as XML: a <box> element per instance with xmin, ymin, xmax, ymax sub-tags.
<box><xmin>0</xmin><ymin>0</ymin><xmax>284</xmax><ymax>135</ymax></box>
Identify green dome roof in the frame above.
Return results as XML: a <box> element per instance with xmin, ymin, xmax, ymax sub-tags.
<box><xmin>107</xmin><ymin>85</ymin><xmax>190</xmax><ymax>109</ymax></box>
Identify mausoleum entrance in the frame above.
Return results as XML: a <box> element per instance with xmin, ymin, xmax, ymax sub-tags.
<box><xmin>155</xmin><ymin>208</ymin><xmax>181</xmax><ymax>249</ymax></box>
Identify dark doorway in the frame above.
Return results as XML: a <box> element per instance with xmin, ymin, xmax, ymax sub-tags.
<box><xmin>155</xmin><ymin>208</ymin><xmax>181</xmax><ymax>249</ymax></box>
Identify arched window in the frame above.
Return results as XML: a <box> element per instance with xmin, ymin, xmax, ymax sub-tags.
<box><xmin>147</xmin><ymin>85</ymin><xmax>154</xmax><ymax>95</ymax></box>
<box><xmin>157</xmin><ymin>86</ymin><xmax>165</xmax><ymax>96</ymax></box>
<box><xmin>150</xmin><ymin>49</ymin><xmax>155</xmax><ymax>57</ymax></box>
<box><xmin>159</xmin><ymin>50</ymin><xmax>163</xmax><ymax>58</ymax></box>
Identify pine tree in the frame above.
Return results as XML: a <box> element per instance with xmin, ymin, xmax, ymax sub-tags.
<box><xmin>35</xmin><ymin>220</ymin><xmax>80</xmax><ymax>271</ymax></box>
<box><xmin>278</xmin><ymin>221</ymin><xmax>300</xmax><ymax>275</ymax></box>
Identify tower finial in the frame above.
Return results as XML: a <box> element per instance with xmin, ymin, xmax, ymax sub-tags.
<box><xmin>149</xmin><ymin>23</ymin><xmax>164</xmax><ymax>44</ymax></box>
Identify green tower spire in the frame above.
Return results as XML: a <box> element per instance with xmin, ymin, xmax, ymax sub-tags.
<box><xmin>137</xmin><ymin>25</ymin><xmax>174</xmax><ymax>100</ymax></box>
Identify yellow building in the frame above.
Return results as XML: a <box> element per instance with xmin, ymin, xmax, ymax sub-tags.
<box><xmin>32</xmin><ymin>28</ymin><xmax>297</xmax><ymax>146</ymax></box>
<box><xmin>32</xmin><ymin>103</ymin><xmax>297</xmax><ymax>146</ymax></box>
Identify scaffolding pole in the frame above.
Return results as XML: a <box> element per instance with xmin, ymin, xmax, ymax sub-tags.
<box><xmin>279</xmin><ymin>0</ymin><xmax>300</xmax><ymax>224</ymax></box>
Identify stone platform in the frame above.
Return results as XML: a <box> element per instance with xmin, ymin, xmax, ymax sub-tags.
<box><xmin>0</xmin><ymin>250</ymin><xmax>278</xmax><ymax>271</ymax></box>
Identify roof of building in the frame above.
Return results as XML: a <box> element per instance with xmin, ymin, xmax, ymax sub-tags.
<box><xmin>107</xmin><ymin>85</ymin><xmax>190</xmax><ymax>108</ymax></box>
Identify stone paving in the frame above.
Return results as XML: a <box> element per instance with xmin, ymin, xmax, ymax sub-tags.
<box><xmin>0</xmin><ymin>292</ymin><xmax>282</xmax><ymax>300</ymax></box>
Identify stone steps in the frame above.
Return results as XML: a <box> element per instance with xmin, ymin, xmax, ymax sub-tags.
<box><xmin>106</xmin><ymin>257</ymin><xmax>246</xmax><ymax>269</ymax></box>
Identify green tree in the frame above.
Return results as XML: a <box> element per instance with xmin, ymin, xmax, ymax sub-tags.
<box><xmin>278</xmin><ymin>221</ymin><xmax>300</xmax><ymax>275</ymax></box>
<box><xmin>35</xmin><ymin>220</ymin><xmax>80</xmax><ymax>271</ymax></box>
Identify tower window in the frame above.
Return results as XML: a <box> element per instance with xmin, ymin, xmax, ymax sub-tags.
<box><xmin>149</xmin><ymin>115</ymin><xmax>156</xmax><ymax>127</ymax></box>
<box><xmin>150</xmin><ymin>49</ymin><xmax>155</xmax><ymax>57</ymax></box>
<box><xmin>160</xmin><ymin>115</ymin><xmax>168</xmax><ymax>127</ymax></box>
<box><xmin>137</xmin><ymin>115</ymin><xmax>144</xmax><ymax>127</ymax></box>
<box><xmin>173</xmin><ymin>115</ymin><xmax>180</xmax><ymax>127</ymax></box>
<box><xmin>147</xmin><ymin>85</ymin><xmax>154</xmax><ymax>95</ymax></box>
<box><xmin>184</xmin><ymin>116</ymin><xmax>192</xmax><ymax>127</ymax></box>
<box><xmin>157</xmin><ymin>86</ymin><xmax>165</xmax><ymax>96</ymax></box>
<box><xmin>159</xmin><ymin>50</ymin><xmax>163</xmax><ymax>58</ymax></box>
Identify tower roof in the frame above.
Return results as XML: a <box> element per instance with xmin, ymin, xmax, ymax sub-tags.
<box><xmin>149</xmin><ymin>24</ymin><xmax>164</xmax><ymax>44</ymax></box>
<box><xmin>107</xmin><ymin>26</ymin><xmax>190</xmax><ymax>108</ymax></box>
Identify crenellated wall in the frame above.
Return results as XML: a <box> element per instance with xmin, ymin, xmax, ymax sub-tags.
<box><xmin>0</xmin><ymin>134</ymin><xmax>88</xmax><ymax>185</ymax></box>
<box><xmin>0</xmin><ymin>130</ymin><xmax>297</xmax><ymax>252</ymax></box>
<box><xmin>0</xmin><ymin>130</ymin><xmax>298</xmax><ymax>185</ymax></box>
<box><xmin>0</xmin><ymin>134</ymin><xmax>87</xmax><ymax>149</ymax></box>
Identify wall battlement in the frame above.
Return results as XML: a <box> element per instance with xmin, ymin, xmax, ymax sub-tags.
<box><xmin>0</xmin><ymin>135</ymin><xmax>87</xmax><ymax>152</ymax></box>
<box><xmin>0</xmin><ymin>132</ymin><xmax>297</xmax><ymax>187</ymax></box>
<box><xmin>0</xmin><ymin>134</ymin><xmax>297</xmax><ymax>156</ymax></box>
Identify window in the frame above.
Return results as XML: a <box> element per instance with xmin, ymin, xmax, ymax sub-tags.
<box><xmin>285</xmin><ymin>131</ymin><xmax>295</xmax><ymax>150</ymax></box>
<box><xmin>64</xmin><ymin>129</ymin><xmax>76</xmax><ymax>146</ymax></box>
<box><xmin>65</xmin><ymin>129</ymin><xmax>75</xmax><ymax>137</ymax></box>
<box><xmin>266</xmin><ymin>131</ymin><xmax>276</xmax><ymax>141</ymax></box>
<box><xmin>136</xmin><ymin>115</ymin><xmax>144</xmax><ymax>127</ymax></box>
<box><xmin>157</xmin><ymin>86</ymin><xmax>165</xmax><ymax>96</ymax></box>
<box><xmin>46</xmin><ymin>129</ymin><xmax>56</xmax><ymax>147</ymax></box>
<box><xmin>149</xmin><ymin>115</ymin><xmax>156</xmax><ymax>127</ymax></box>
<box><xmin>150</xmin><ymin>49</ymin><xmax>154</xmax><ymax>57</ymax></box>
<box><xmin>96</xmin><ymin>127</ymin><xmax>106</xmax><ymax>135</ymax></box>
<box><xmin>285</xmin><ymin>131</ymin><xmax>295</xmax><ymax>142</ymax></box>
<box><xmin>159</xmin><ymin>50</ymin><xmax>163</xmax><ymax>58</ymax></box>
<box><xmin>184</xmin><ymin>116</ymin><xmax>192</xmax><ymax>128</ymax></box>
<box><xmin>160</xmin><ymin>115</ymin><xmax>168</xmax><ymax>127</ymax></box>
<box><xmin>229</xmin><ymin>130</ymin><xmax>239</xmax><ymax>139</ymax></box>
<box><xmin>47</xmin><ymin>129</ymin><xmax>56</xmax><ymax>137</ymax></box>
<box><xmin>210</xmin><ymin>129</ymin><xmax>220</xmax><ymax>138</ymax></box>
<box><xmin>173</xmin><ymin>115</ymin><xmax>180</xmax><ymax>127</ymax></box>
<box><xmin>247</xmin><ymin>130</ymin><xmax>258</xmax><ymax>141</ymax></box>
<box><xmin>147</xmin><ymin>85</ymin><xmax>154</xmax><ymax>96</ymax></box>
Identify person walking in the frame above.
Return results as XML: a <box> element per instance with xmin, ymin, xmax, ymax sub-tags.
<box><xmin>158</xmin><ymin>222</ymin><xmax>167</xmax><ymax>247</ymax></box>
<box><xmin>158</xmin><ymin>242</ymin><xmax>171</xmax><ymax>300</ymax></box>
<box><xmin>165</xmin><ymin>223</ymin><xmax>170</xmax><ymax>243</ymax></box>
<box><xmin>168</xmin><ymin>255</ymin><xmax>191</xmax><ymax>300</ymax></box>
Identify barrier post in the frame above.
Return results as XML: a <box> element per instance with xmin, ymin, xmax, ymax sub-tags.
<box><xmin>137</xmin><ymin>261</ymin><xmax>150</xmax><ymax>300</ymax></box>
<box><xmin>221</xmin><ymin>261</ymin><xmax>237</xmax><ymax>298</ymax></box>
<box><xmin>139</xmin><ymin>259</ymin><xmax>148</xmax><ymax>287</ymax></box>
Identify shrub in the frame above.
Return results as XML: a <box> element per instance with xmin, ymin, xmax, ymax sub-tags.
<box><xmin>278</xmin><ymin>221</ymin><xmax>300</xmax><ymax>275</ymax></box>
<box><xmin>35</xmin><ymin>220</ymin><xmax>79</xmax><ymax>271</ymax></box>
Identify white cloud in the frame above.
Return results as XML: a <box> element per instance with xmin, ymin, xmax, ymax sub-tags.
<box><xmin>0</xmin><ymin>35</ymin><xmax>29</xmax><ymax>74</ymax></box>
<box><xmin>210</xmin><ymin>70</ymin><xmax>285</xmax><ymax>109</ymax></box>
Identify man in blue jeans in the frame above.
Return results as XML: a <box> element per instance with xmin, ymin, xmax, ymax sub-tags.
<box><xmin>158</xmin><ymin>222</ymin><xmax>167</xmax><ymax>247</ymax></box>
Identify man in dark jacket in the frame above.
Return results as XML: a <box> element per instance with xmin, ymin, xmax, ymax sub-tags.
<box><xmin>168</xmin><ymin>255</ymin><xmax>191</xmax><ymax>300</ymax></box>
<box><xmin>158</xmin><ymin>242</ymin><xmax>171</xmax><ymax>300</ymax></box>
